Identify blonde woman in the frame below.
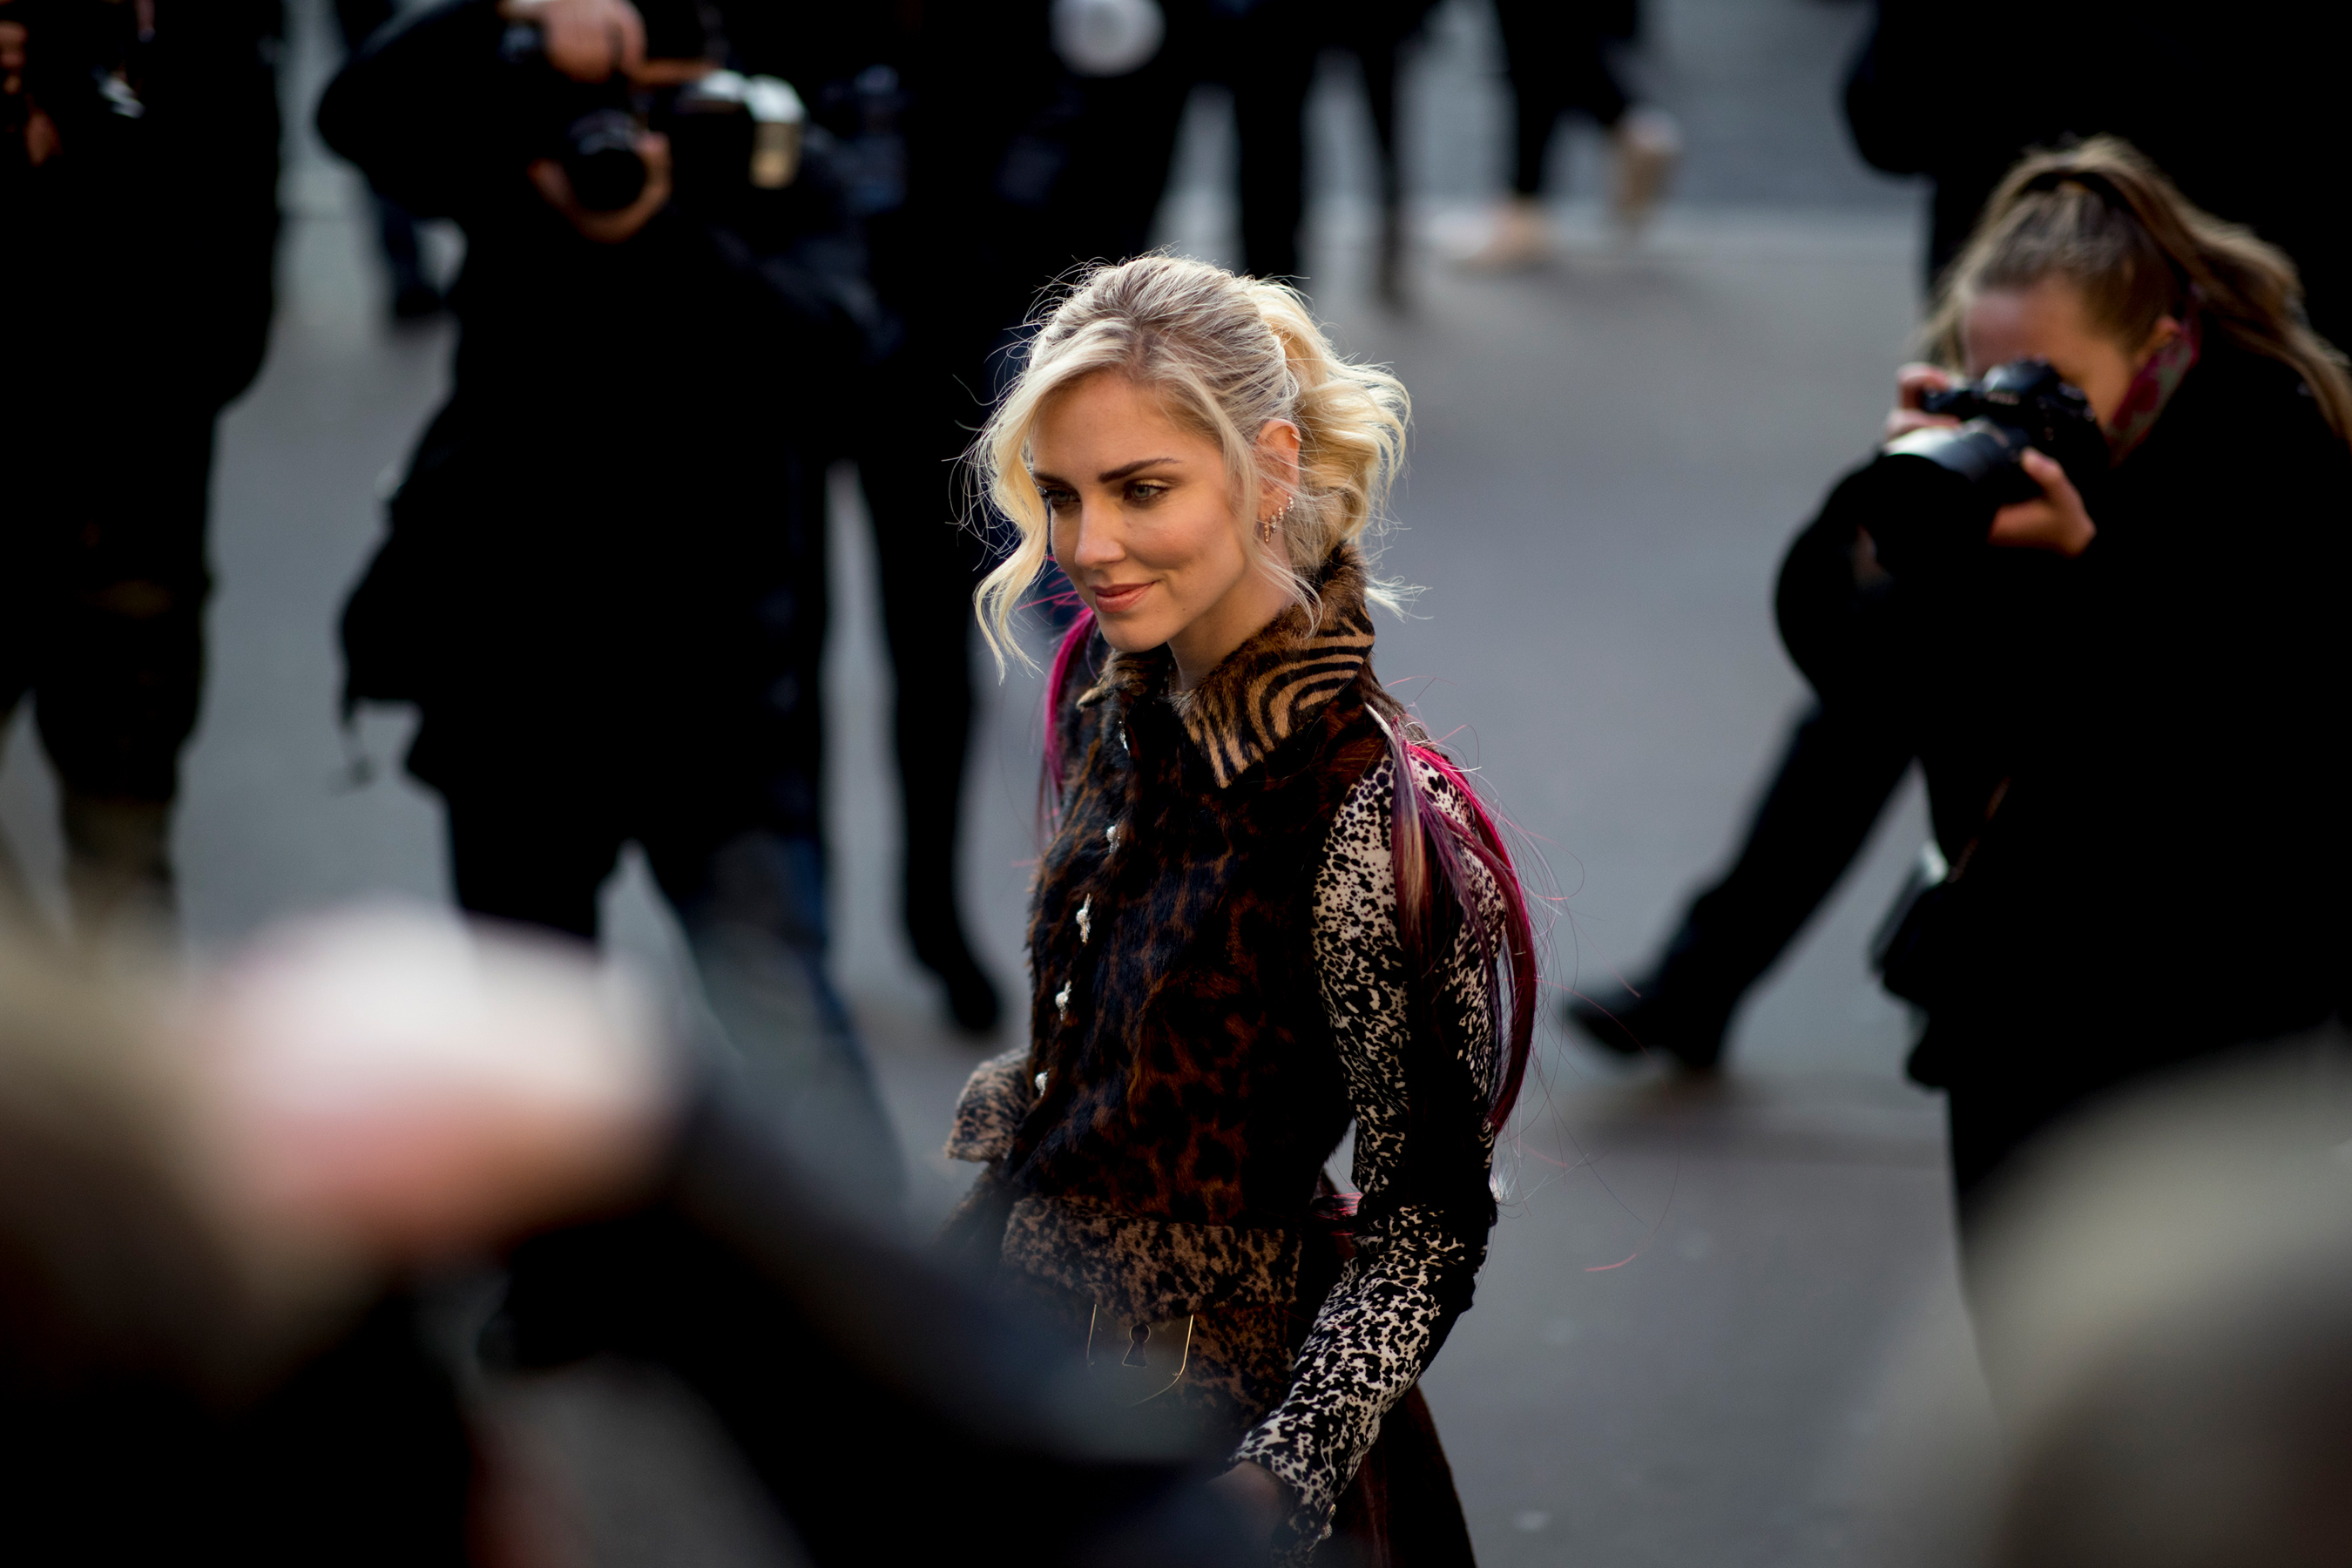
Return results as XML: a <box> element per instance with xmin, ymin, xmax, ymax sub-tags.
<box><xmin>940</xmin><ymin>255</ymin><xmax>1538</xmax><ymax>1564</ymax></box>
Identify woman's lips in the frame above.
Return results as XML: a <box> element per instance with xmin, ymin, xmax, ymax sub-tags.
<box><xmin>1091</xmin><ymin>581</ymin><xmax>1152</xmax><ymax>613</ymax></box>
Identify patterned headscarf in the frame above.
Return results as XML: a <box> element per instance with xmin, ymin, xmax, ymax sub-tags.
<box><xmin>2105</xmin><ymin>303</ymin><xmax>2202</xmax><ymax>462</ymax></box>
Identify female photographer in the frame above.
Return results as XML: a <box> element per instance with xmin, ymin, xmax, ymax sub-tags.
<box><xmin>939</xmin><ymin>256</ymin><xmax>1538</xmax><ymax>1564</ymax></box>
<box><xmin>1779</xmin><ymin>138</ymin><xmax>2352</xmax><ymax>1233</ymax></box>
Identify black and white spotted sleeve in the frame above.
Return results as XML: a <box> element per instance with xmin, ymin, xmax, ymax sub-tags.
<box><xmin>1230</xmin><ymin>754</ymin><xmax>1503</xmax><ymax>1557</ymax></box>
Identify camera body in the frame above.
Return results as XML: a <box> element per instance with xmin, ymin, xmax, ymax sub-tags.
<box><xmin>498</xmin><ymin>22</ymin><xmax>804</xmax><ymax>216</ymax></box>
<box><xmin>1884</xmin><ymin>359</ymin><xmax>2108</xmax><ymax>509</ymax></box>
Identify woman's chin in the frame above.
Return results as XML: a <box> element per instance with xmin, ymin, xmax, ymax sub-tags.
<box><xmin>1093</xmin><ymin>614</ymin><xmax>1174</xmax><ymax>655</ymax></box>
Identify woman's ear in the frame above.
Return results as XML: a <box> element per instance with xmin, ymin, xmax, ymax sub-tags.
<box><xmin>2140</xmin><ymin>315</ymin><xmax>2185</xmax><ymax>362</ymax></box>
<box><xmin>1258</xmin><ymin>418</ymin><xmax>1303</xmax><ymax>501</ymax></box>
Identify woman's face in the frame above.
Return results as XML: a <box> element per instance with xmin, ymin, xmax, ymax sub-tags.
<box><xmin>1962</xmin><ymin>276</ymin><xmax>2180</xmax><ymax>429</ymax></box>
<box><xmin>1030</xmin><ymin>370</ymin><xmax>1299</xmax><ymax>686</ymax></box>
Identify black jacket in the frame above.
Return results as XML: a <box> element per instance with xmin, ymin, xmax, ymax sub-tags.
<box><xmin>1779</xmin><ymin>336</ymin><xmax>2351</xmax><ymax>1079</ymax></box>
<box><xmin>3</xmin><ymin>0</ymin><xmax>280</xmax><ymax>418</ymax></box>
<box><xmin>317</xmin><ymin>0</ymin><xmax>884</xmax><ymax>798</ymax></box>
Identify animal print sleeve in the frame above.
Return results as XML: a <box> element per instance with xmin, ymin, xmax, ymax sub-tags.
<box><xmin>1230</xmin><ymin>754</ymin><xmax>1502</xmax><ymax>1558</ymax></box>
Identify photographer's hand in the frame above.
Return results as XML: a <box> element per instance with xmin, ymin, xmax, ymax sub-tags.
<box><xmin>1884</xmin><ymin>362</ymin><xmax>1959</xmax><ymax>440</ymax></box>
<box><xmin>1</xmin><ymin>9</ymin><xmax>64</xmax><ymax>166</ymax></box>
<box><xmin>497</xmin><ymin>0</ymin><xmax>644</xmax><ymax>83</ymax></box>
<box><xmin>1990</xmin><ymin>449</ymin><xmax>2098</xmax><ymax>557</ymax></box>
<box><xmin>528</xmin><ymin>128</ymin><xmax>671</xmax><ymax>243</ymax></box>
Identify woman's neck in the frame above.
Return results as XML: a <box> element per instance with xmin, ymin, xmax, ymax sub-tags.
<box><xmin>1166</xmin><ymin>569</ymin><xmax>1298</xmax><ymax>693</ymax></box>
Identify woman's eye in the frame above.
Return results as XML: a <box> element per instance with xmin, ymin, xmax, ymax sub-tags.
<box><xmin>1127</xmin><ymin>482</ymin><xmax>1168</xmax><ymax>504</ymax></box>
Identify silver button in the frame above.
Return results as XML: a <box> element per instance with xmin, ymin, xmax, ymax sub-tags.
<box><xmin>1076</xmin><ymin>896</ymin><xmax>1092</xmax><ymax>944</ymax></box>
<box><xmin>1054</xmin><ymin>981</ymin><xmax>1072</xmax><ymax>1021</ymax></box>
<box><xmin>1105</xmin><ymin>821</ymin><xmax>1121</xmax><ymax>848</ymax></box>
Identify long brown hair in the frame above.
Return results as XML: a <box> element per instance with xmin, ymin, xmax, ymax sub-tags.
<box><xmin>1926</xmin><ymin>136</ymin><xmax>2352</xmax><ymax>443</ymax></box>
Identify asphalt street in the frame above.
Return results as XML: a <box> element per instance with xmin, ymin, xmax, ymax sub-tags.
<box><xmin>0</xmin><ymin>3</ymin><xmax>1994</xmax><ymax>1563</ymax></box>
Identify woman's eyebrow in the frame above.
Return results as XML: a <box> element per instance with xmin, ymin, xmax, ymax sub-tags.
<box><xmin>1098</xmin><ymin>456</ymin><xmax>1183</xmax><ymax>483</ymax></box>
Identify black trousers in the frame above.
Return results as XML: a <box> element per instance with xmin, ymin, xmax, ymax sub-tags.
<box><xmin>1098</xmin><ymin>0</ymin><xmax>1316</xmax><ymax>284</ymax></box>
<box><xmin>1210</xmin><ymin>0</ymin><xmax>1319</xmax><ymax>282</ymax></box>
<box><xmin>2</xmin><ymin>406</ymin><xmax>216</xmax><ymax>805</ymax></box>
<box><xmin>1494</xmin><ymin>0</ymin><xmax>1632</xmax><ymax>195</ymax></box>
<box><xmin>848</xmin><ymin>387</ymin><xmax>992</xmax><ymax>981</ymax></box>
<box><xmin>1648</xmin><ymin>702</ymin><xmax>1915</xmax><ymax>1011</ymax></box>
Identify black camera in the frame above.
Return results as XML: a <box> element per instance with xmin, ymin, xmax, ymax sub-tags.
<box><xmin>499</xmin><ymin>18</ymin><xmax>803</xmax><ymax>216</ymax></box>
<box><xmin>1882</xmin><ymin>359</ymin><xmax>2108</xmax><ymax>508</ymax></box>
<box><xmin>1834</xmin><ymin>357</ymin><xmax>2112</xmax><ymax>576</ymax></box>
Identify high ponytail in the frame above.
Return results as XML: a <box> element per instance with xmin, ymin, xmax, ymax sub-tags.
<box><xmin>1927</xmin><ymin>136</ymin><xmax>2352</xmax><ymax>443</ymax></box>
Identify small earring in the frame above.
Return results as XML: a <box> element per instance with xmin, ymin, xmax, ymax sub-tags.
<box><xmin>1259</xmin><ymin>496</ymin><xmax>1294</xmax><ymax>544</ymax></box>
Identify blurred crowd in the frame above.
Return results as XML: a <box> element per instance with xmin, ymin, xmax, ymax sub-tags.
<box><xmin>4</xmin><ymin>0</ymin><xmax>2352</xmax><ymax>1563</ymax></box>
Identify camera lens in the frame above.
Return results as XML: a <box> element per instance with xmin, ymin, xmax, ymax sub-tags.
<box><xmin>563</xmin><ymin>109</ymin><xmax>647</xmax><ymax>213</ymax></box>
<box><xmin>1885</xmin><ymin>422</ymin><xmax>2029</xmax><ymax>489</ymax></box>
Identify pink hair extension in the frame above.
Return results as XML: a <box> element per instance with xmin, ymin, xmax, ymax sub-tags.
<box><xmin>1041</xmin><ymin>607</ymin><xmax>1098</xmax><ymax>811</ymax></box>
<box><xmin>1379</xmin><ymin>719</ymin><xmax>1540</xmax><ymax>1132</ymax></box>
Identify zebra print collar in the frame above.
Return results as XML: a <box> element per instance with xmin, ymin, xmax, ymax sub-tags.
<box><xmin>1078</xmin><ymin>547</ymin><xmax>1376</xmax><ymax>789</ymax></box>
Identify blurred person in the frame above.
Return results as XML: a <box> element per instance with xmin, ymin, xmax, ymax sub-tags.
<box><xmin>0</xmin><ymin>0</ymin><xmax>281</xmax><ymax>943</ymax></box>
<box><xmin>1461</xmin><ymin>0</ymin><xmax>1679</xmax><ymax>271</ymax></box>
<box><xmin>1334</xmin><ymin>0</ymin><xmax>1442</xmax><ymax>308</ymax></box>
<box><xmin>718</xmin><ymin>0</ymin><xmax>1182</xmax><ymax>1037</ymax></box>
<box><xmin>1863</xmin><ymin>1045</ymin><xmax>2352</xmax><ymax>1568</ymax></box>
<box><xmin>332</xmin><ymin>0</ymin><xmax>443</xmax><ymax>320</ymax></box>
<box><xmin>1576</xmin><ymin>8</ymin><xmax>2352</xmax><ymax>1074</ymax></box>
<box><xmin>319</xmin><ymin>0</ymin><xmax>908</xmax><ymax>1207</ymax></box>
<box><xmin>1844</xmin><ymin>1</ymin><xmax>2352</xmax><ymax>344</ymax></box>
<box><xmin>945</xmin><ymin>255</ymin><xmax>1541</xmax><ymax>1564</ymax></box>
<box><xmin>1773</xmin><ymin>139</ymin><xmax>2351</xmax><ymax>1239</ymax></box>
<box><xmin>1194</xmin><ymin>0</ymin><xmax>1317</xmax><ymax>285</ymax></box>
<box><xmin>1041</xmin><ymin>0</ymin><xmax>1315</xmax><ymax>286</ymax></box>
<box><xmin>0</xmin><ymin>907</ymin><xmax>1265</xmax><ymax>1564</ymax></box>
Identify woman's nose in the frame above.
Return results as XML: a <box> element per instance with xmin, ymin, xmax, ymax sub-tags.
<box><xmin>1065</xmin><ymin>504</ymin><xmax>1124</xmax><ymax>568</ymax></box>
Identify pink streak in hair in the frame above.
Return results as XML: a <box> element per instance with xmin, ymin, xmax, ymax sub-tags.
<box><xmin>1041</xmin><ymin>606</ymin><xmax>1097</xmax><ymax>806</ymax></box>
<box><xmin>1384</xmin><ymin>726</ymin><xmax>1541</xmax><ymax>1133</ymax></box>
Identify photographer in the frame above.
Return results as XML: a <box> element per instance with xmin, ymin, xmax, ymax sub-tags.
<box><xmin>0</xmin><ymin>0</ymin><xmax>280</xmax><ymax>942</ymax></box>
<box><xmin>319</xmin><ymin>0</ymin><xmax>907</xmax><ymax>1207</ymax></box>
<box><xmin>1777</xmin><ymin>139</ymin><xmax>2352</xmax><ymax>1237</ymax></box>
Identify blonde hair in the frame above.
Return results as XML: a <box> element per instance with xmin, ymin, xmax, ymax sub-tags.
<box><xmin>969</xmin><ymin>254</ymin><xmax>1411</xmax><ymax>670</ymax></box>
<box><xmin>1927</xmin><ymin>136</ymin><xmax>2352</xmax><ymax>441</ymax></box>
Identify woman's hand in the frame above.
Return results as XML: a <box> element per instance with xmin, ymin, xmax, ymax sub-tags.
<box><xmin>1989</xmin><ymin>448</ymin><xmax>2098</xmax><ymax>557</ymax></box>
<box><xmin>1884</xmin><ymin>362</ymin><xmax>1958</xmax><ymax>441</ymax></box>
<box><xmin>528</xmin><ymin>130</ymin><xmax>672</xmax><ymax>244</ymax></box>
<box><xmin>497</xmin><ymin>0</ymin><xmax>644</xmax><ymax>82</ymax></box>
<box><xmin>1207</xmin><ymin>1460</ymin><xmax>1291</xmax><ymax>1541</ymax></box>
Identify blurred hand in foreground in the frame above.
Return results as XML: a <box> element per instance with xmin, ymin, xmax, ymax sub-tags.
<box><xmin>180</xmin><ymin>906</ymin><xmax>676</xmax><ymax>1268</ymax></box>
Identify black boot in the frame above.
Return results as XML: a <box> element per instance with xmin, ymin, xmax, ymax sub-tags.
<box><xmin>1564</xmin><ymin>977</ymin><xmax>1734</xmax><ymax>1074</ymax></box>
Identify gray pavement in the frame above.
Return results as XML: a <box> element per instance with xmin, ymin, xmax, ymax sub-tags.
<box><xmin>0</xmin><ymin>2</ymin><xmax>1994</xmax><ymax>1562</ymax></box>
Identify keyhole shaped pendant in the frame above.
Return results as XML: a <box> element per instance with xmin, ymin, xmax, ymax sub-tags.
<box><xmin>1054</xmin><ymin>980</ymin><xmax>1072</xmax><ymax>1021</ymax></box>
<box><xmin>1076</xmin><ymin>896</ymin><xmax>1092</xmax><ymax>944</ymax></box>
